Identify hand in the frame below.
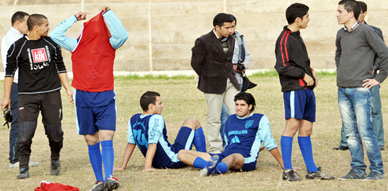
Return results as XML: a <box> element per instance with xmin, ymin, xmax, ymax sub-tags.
<box><xmin>75</xmin><ymin>12</ymin><xmax>90</xmax><ymax>21</ymax></box>
<box><xmin>362</xmin><ymin>79</ymin><xmax>379</xmax><ymax>89</ymax></box>
<box><xmin>312</xmin><ymin>71</ymin><xmax>318</xmax><ymax>88</ymax></box>
<box><xmin>101</xmin><ymin>6</ymin><xmax>111</xmax><ymax>13</ymax></box>
<box><xmin>114</xmin><ymin>166</ymin><xmax>125</xmax><ymax>171</ymax></box>
<box><xmin>143</xmin><ymin>167</ymin><xmax>156</xmax><ymax>172</ymax></box>
<box><xmin>233</xmin><ymin>63</ymin><xmax>246</xmax><ymax>73</ymax></box>
<box><xmin>303</xmin><ymin>73</ymin><xmax>314</xmax><ymax>86</ymax></box>
<box><xmin>1</xmin><ymin>98</ymin><xmax>11</xmax><ymax>112</ymax></box>
<box><xmin>233</xmin><ymin>64</ymin><xmax>238</xmax><ymax>72</ymax></box>
<box><xmin>66</xmin><ymin>89</ymin><xmax>74</xmax><ymax>104</ymax></box>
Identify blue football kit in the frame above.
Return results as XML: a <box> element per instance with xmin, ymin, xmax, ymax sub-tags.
<box><xmin>128</xmin><ymin>114</ymin><xmax>195</xmax><ymax>168</ymax></box>
<box><xmin>220</xmin><ymin>113</ymin><xmax>278</xmax><ymax>171</ymax></box>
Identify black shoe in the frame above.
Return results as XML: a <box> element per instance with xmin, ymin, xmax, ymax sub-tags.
<box><xmin>338</xmin><ymin>169</ymin><xmax>366</xmax><ymax>180</ymax></box>
<box><xmin>306</xmin><ymin>169</ymin><xmax>335</xmax><ymax>180</ymax></box>
<box><xmin>282</xmin><ymin>169</ymin><xmax>302</xmax><ymax>181</ymax></box>
<box><xmin>333</xmin><ymin>146</ymin><xmax>349</xmax><ymax>151</ymax></box>
<box><xmin>364</xmin><ymin>171</ymin><xmax>384</xmax><ymax>181</ymax></box>
<box><xmin>103</xmin><ymin>176</ymin><xmax>120</xmax><ymax>190</ymax></box>
<box><xmin>16</xmin><ymin>168</ymin><xmax>29</xmax><ymax>179</ymax></box>
<box><xmin>90</xmin><ymin>181</ymin><xmax>104</xmax><ymax>191</ymax></box>
<box><xmin>50</xmin><ymin>159</ymin><xmax>61</xmax><ymax>175</ymax></box>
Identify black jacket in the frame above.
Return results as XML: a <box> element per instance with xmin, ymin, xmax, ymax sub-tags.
<box><xmin>5</xmin><ymin>36</ymin><xmax>66</xmax><ymax>94</ymax></box>
<box><xmin>191</xmin><ymin>31</ymin><xmax>239</xmax><ymax>94</ymax></box>
<box><xmin>274</xmin><ymin>26</ymin><xmax>315</xmax><ymax>92</ymax></box>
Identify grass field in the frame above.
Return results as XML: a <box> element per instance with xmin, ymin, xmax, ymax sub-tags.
<box><xmin>0</xmin><ymin>72</ymin><xmax>388</xmax><ymax>190</ymax></box>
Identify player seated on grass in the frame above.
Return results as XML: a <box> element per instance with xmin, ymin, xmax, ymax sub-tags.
<box><xmin>114</xmin><ymin>91</ymin><xmax>206</xmax><ymax>172</ymax></box>
<box><xmin>177</xmin><ymin>92</ymin><xmax>284</xmax><ymax>176</ymax></box>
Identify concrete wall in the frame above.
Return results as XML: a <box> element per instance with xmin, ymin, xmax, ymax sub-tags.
<box><xmin>0</xmin><ymin>0</ymin><xmax>387</xmax><ymax>72</ymax></box>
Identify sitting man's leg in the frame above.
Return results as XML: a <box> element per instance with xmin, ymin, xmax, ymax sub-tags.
<box><xmin>180</xmin><ymin>118</ymin><xmax>206</xmax><ymax>152</ymax></box>
<box><xmin>212</xmin><ymin>153</ymin><xmax>244</xmax><ymax>174</ymax></box>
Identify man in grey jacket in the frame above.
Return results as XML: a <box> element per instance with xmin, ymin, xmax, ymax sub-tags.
<box><xmin>335</xmin><ymin>0</ymin><xmax>388</xmax><ymax>181</ymax></box>
<box><xmin>334</xmin><ymin>0</ymin><xmax>385</xmax><ymax>151</ymax></box>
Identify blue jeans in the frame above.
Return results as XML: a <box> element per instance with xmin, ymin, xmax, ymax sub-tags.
<box><xmin>371</xmin><ymin>85</ymin><xmax>385</xmax><ymax>147</ymax></box>
<box><xmin>338</xmin><ymin>85</ymin><xmax>385</xmax><ymax>147</ymax></box>
<box><xmin>220</xmin><ymin>104</ymin><xmax>229</xmax><ymax>147</ymax></box>
<box><xmin>338</xmin><ymin>87</ymin><xmax>384</xmax><ymax>174</ymax></box>
<box><xmin>9</xmin><ymin>82</ymin><xmax>19</xmax><ymax>164</ymax></box>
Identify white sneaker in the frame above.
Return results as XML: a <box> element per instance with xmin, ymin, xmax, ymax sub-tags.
<box><xmin>9</xmin><ymin>162</ymin><xmax>19</xmax><ymax>168</ymax></box>
<box><xmin>8</xmin><ymin>161</ymin><xmax>40</xmax><ymax>168</ymax></box>
<box><xmin>29</xmin><ymin>161</ymin><xmax>40</xmax><ymax>167</ymax></box>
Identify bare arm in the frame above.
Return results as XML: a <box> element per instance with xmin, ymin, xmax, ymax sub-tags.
<box><xmin>269</xmin><ymin>148</ymin><xmax>284</xmax><ymax>169</ymax></box>
<box><xmin>1</xmin><ymin>77</ymin><xmax>14</xmax><ymax>111</ymax></box>
<box><xmin>114</xmin><ymin>143</ymin><xmax>136</xmax><ymax>171</ymax></box>
<box><xmin>59</xmin><ymin>73</ymin><xmax>73</xmax><ymax>104</ymax></box>
<box><xmin>143</xmin><ymin>143</ymin><xmax>157</xmax><ymax>172</ymax></box>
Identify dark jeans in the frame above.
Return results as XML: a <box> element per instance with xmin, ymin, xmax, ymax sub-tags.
<box><xmin>17</xmin><ymin>91</ymin><xmax>64</xmax><ymax>170</ymax></box>
<box><xmin>9</xmin><ymin>82</ymin><xmax>18</xmax><ymax>164</ymax></box>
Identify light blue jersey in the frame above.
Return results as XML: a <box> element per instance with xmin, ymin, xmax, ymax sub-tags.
<box><xmin>50</xmin><ymin>10</ymin><xmax>128</xmax><ymax>51</ymax></box>
<box><xmin>128</xmin><ymin>114</ymin><xmax>194</xmax><ymax>168</ymax></box>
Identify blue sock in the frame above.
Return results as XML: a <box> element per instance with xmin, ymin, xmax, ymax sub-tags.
<box><xmin>194</xmin><ymin>127</ymin><xmax>206</xmax><ymax>152</ymax></box>
<box><xmin>281</xmin><ymin>135</ymin><xmax>293</xmax><ymax>170</ymax></box>
<box><xmin>193</xmin><ymin>157</ymin><xmax>208</xmax><ymax>168</ymax></box>
<box><xmin>213</xmin><ymin>162</ymin><xmax>228</xmax><ymax>174</ymax></box>
<box><xmin>101</xmin><ymin>140</ymin><xmax>114</xmax><ymax>180</ymax></box>
<box><xmin>88</xmin><ymin>142</ymin><xmax>104</xmax><ymax>182</ymax></box>
<box><xmin>298</xmin><ymin>136</ymin><xmax>318</xmax><ymax>173</ymax></box>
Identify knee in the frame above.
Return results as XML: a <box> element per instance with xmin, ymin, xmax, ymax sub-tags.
<box><xmin>45</xmin><ymin>125</ymin><xmax>64</xmax><ymax>142</ymax></box>
<box><xmin>283</xmin><ymin>125</ymin><xmax>299</xmax><ymax>136</ymax></box>
<box><xmin>177</xmin><ymin>150</ymin><xmax>187</xmax><ymax>161</ymax></box>
<box><xmin>299</xmin><ymin>129</ymin><xmax>312</xmax><ymax>137</ymax></box>
<box><xmin>182</xmin><ymin>118</ymin><xmax>200</xmax><ymax>129</ymax></box>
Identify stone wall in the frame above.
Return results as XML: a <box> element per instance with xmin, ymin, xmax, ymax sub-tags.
<box><xmin>0</xmin><ymin>0</ymin><xmax>387</xmax><ymax>72</ymax></box>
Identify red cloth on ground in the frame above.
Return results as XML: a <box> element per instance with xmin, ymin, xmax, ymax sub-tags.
<box><xmin>34</xmin><ymin>180</ymin><xmax>79</xmax><ymax>191</ymax></box>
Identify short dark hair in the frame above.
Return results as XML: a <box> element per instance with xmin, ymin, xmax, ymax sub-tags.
<box><xmin>231</xmin><ymin>14</ymin><xmax>237</xmax><ymax>26</ymax></box>
<box><xmin>11</xmin><ymin>11</ymin><xmax>29</xmax><ymax>26</ymax></box>
<box><xmin>234</xmin><ymin>92</ymin><xmax>256</xmax><ymax>113</ymax></box>
<box><xmin>286</xmin><ymin>3</ymin><xmax>309</xmax><ymax>24</ymax></box>
<box><xmin>339</xmin><ymin>0</ymin><xmax>361</xmax><ymax>20</ymax></box>
<box><xmin>213</xmin><ymin>13</ymin><xmax>234</xmax><ymax>28</ymax></box>
<box><xmin>140</xmin><ymin>91</ymin><xmax>160</xmax><ymax>111</ymax></box>
<box><xmin>27</xmin><ymin>14</ymin><xmax>47</xmax><ymax>31</ymax></box>
<box><xmin>357</xmin><ymin>1</ymin><xmax>367</xmax><ymax>12</ymax></box>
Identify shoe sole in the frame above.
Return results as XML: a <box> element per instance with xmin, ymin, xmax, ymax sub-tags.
<box><xmin>50</xmin><ymin>168</ymin><xmax>61</xmax><ymax>175</ymax></box>
<box><xmin>307</xmin><ymin>177</ymin><xmax>335</xmax><ymax>180</ymax></box>
<box><xmin>16</xmin><ymin>174</ymin><xmax>29</xmax><ymax>179</ymax></box>
<box><xmin>338</xmin><ymin>177</ymin><xmax>365</xmax><ymax>180</ymax></box>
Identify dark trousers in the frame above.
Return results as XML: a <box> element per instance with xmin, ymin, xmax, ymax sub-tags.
<box><xmin>9</xmin><ymin>82</ymin><xmax>19</xmax><ymax>164</ymax></box>
<box><xmin>17</xmin><ymin>91</ymin><xmax>64</xmax><ymax>170</ymax></box>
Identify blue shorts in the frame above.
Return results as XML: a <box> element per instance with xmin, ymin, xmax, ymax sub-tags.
<box><xmin>283</xmin><ymin>89</ymin><xmax>315</xmax><ymax>122</ymax></box>
<box><xmin>74</xmin><ymin>89</ymin><xmax>117</xmax><ymax>135</ymax></box>
<box><xmin>154</xmin><ymin>127</ymin><xmax>194</xmax><ymax>169</ymax></box>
